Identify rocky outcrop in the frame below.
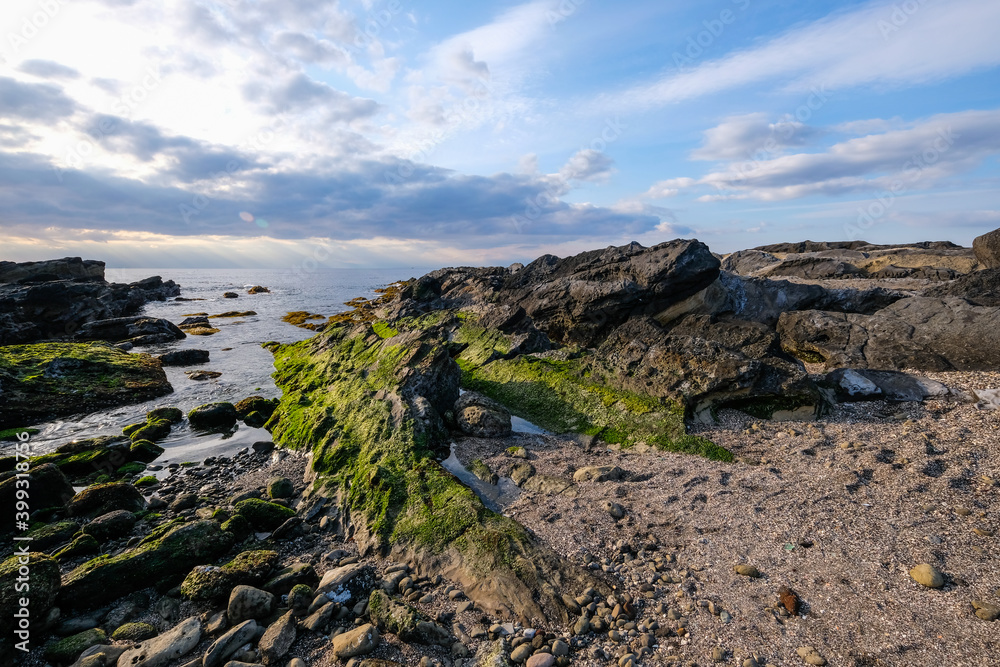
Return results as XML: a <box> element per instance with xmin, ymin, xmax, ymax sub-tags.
<box><xmin>74</xmin><ymin>316</ymin><xmax>185</xmax><ymax>347</ymax></box>
<box><xmin>0</xmin><ymin>343</ymin><xmax>173</xmax><ymax>428</ymax></box>
<box><xmin>723</xmin><ymin>240</ymin><xmax>978</xmax><ymax>280</ymax></box>
<box><xmin>0</xmin><ymin>259</ymin><xmax>180</xmax><ymax>345</ymax></box>
<box><xmin>777</xmin><ymin>297</ymin><xmax>1000</xmax><ymax>371</ymax></box>
<box><xmin>973</xmin><ymin>227</ymin><xmax>1000</xmax><ymax>268</ymax></box>
<box><xmin>455</xmin><ymin>391</ymin><xmax>512</xmax><ymax>438</ymax></box>
<box><xmin>0</xmin><ymin>257</ymin><xmax>105</xmax><ymax>284</ymax></box>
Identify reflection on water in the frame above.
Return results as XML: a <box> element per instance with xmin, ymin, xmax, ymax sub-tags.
<box><xmin>440</xmin><ymin>443</ymin><xmax>521</xmax><ymax>513</ymax></box>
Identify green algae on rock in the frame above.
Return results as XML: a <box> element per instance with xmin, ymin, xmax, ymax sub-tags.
<box><xmin>180</xmin><ymin>549</ymin><xmax>281</xmax><ymax>600</ymax></box>
<box><xmin>267</xmin><ymin>320</ymin><xmax>608</xmax><ymax>625</ymax></box>
<box><xmin>0</xmin><ymin>342</ymin><xmax>173</xmax><ymax>428</ymax></box>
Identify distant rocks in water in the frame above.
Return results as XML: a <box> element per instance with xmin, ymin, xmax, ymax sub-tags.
<box><xmin>210</xmin><ymin>310</ymin><xmax>256</xmax><ymax>318</ymax></box>
<box><xmin>247</xmin><ymin>285</ymin><xmax>271</xmax><ymax>294</ymax></box>
<box><xmin>74</xmin><ymin>316</ymin><xmax>186</xmax><ymax>347</ymax></box>
<box><xmin>186</xmin><ymin>370</ymin><xmax>222</xmax><ymax>381</ymax></box>
<box><xmin>455</xmin><ymin>391</ymin><xmax>512</xmax><ymax>437</ymax></box>
<box><xmin>223</xmin><ymin>291</ymin><xmax>240</xmax><ymax>298</ymax></box>
<box><xmin>158</xmin><ymin>349</ymin><xmax>210</xmax><ymax>366</ymax></box>
<box><xmin>0</xmin><ymin>259</ymin><xmax>180</xmax><ymax>345</ymax></box>
<box><xmin>0</xmin><ymin>342</ymin><xmax>173</xmax><ymax>429</ymax></box>
<box><xmin>973</xmin><ymin>226</ymin><xmax>1000</xmax><ymax>268</ymax></box>
<box><xmin>177</xmin><ymin>315</ymin><xmax>220</xmax><ymax>336</ymax></box>
<box><xmin>283</xmin><ymin>311</ymin><xmax>327</xmax><ymax>330</ymax></box>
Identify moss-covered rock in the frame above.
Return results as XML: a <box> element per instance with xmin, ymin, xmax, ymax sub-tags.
<box><xmin>25</xmin><ymin>519</ymin><xmax>80</xmax><ymax>551</ymax></box>
<box><xmin>0</xmin><ymin>552</ymin><xmax>60</xmax><ymax>653</ymax></box>
<box><xmin>134</xmin><ymin>475</ymin><xmax>158</xmax><ymax>487</ymax></box>
<box><xmin>129</xmin><ymin>418</ymin><xmax>172</xmax><ymax>443</ymax></box>
<box><xmin>122</xmin><ymin>422</ymin><xmax>145</xmax><ymax>438</ymax></box>
<box><xmin>0</xmin><ymin>463</ymin><xmax>75</xmax><ymax>531</ymax></box>
<box><xmin>221</xmin><ymin>514</ymin><xmax>252</xmax><ymax>540</ymax></box>
<box><xmin>234</xmin><ymin>498</ymin><xmax>296</xmax><ymax>531</ymax></box>
<box><xmin>82</xmin><ymin>510</ymin><xmax>136</xmax><ymax>541</ymax></box>
<box><xmin>110</xmin><ymin>621</ymin><xmax>157</xmax><ymax>641</ymax></box>
<box><xmin>179</xmin><ymin>549</ymin><xmax>280</xmax><ymax>600</ymax></box>
<box><xmin>266</xmin><ymin>320</ymin><xmax>607</xmax><ymax>625</ymax></box>
<box><xmin>130</xmin><ymin>439</ymin><xmax>165</xmax><ymax>463</ymax></box>
<box><xmin>243</xmin><ymin>411</ymin><xmax>268</xmax><ymax>428</ymax></box>
<box><xmin>66</xmin><ymin>482</ymin><xmax>144</xmax><ymax>517</ymax></box>
<box><xmin>234</xmin><ymin>395</ymin><xmax>278</xmax><ymax>421</ymax></box>
<box><xmin>267</xmin><ymin>477</ymin><xmax>294</xmax><ymax>499</ymax></box>
<box><xmin>117</xmin><ymin>461</ymin><xmax>147</xmax><ymax>476</ymax></box>
<box><xmin>53</xmin><ymin>534</ymin><xmax>100</xmax><ymax>560</ymax></box>
<box><xmin>188</xmin><ymin>402</ymin><xmax>238</xmax><ymax>430</ymax></box>
<box><xmin>60</xmin><ymin>520</ymin><xmax>234</xmax><ymax>608</ymax></box>
<box><xmin>44</xmin><ymin>628</ymin><xmax>107</xmax><ymax>664</ymax></box>
<box><xmin>147</xmin><ymin>406</ymin><xmax>183</xmax><ymax>423</ymax></box>
<box><xmin>0</xmin><ymin>342</ymin><xmax>173</xmax><ymax>429</ymax></box>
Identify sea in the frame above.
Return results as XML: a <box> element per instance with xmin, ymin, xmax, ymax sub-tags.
<box><xmin>27</xmin><ymin>267</ymin><xmax>423</xmax><ymax>463</ymax></box>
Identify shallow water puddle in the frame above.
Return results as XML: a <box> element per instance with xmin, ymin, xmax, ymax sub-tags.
<box><xmin>440</xmin><ymin>442</ymin><xmax>521</xmax><ymax>513</ymax></box>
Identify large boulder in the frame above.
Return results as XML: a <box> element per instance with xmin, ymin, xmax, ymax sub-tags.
<box><xmin>115</xmin><ymin>616</ymin><xmax>202</xmax><ymax>667</ymax></box>
<box><xmin>0</xmin><ymin>463</ymin><xmax>75</xmax><ymax>527</ymax></box>
<box><xmin>81</xmin><ymin>510</ymin><xmax>137</xmax><ymax>541</ymax></box>
<box><xmin>156</xmin><ymin>349</ymin><xmax>210</xmax><ymax>366</ymax></box>
<box><xmin>59</xmin><ymin>520</ymin><xmax>234</xmax><ymax>608</ymax></box>
<box><xmin>778</xmin><ymin>297</ymin><xmax>1000</xmax><ymax>371</ymax></box>
<box><xmin>973</xmin><ymin>227</ymin><xmax>1000</xmax><ymax>268</ymax></box>
<box><xmin>0</xmin><ymin>343</ymin><xmax>173</xmax><ymax>429</ymax></box>
<box><xmin>0</xmin><ymin>552</ymin><xmax>60</xmax><ymax>660</ymax></box>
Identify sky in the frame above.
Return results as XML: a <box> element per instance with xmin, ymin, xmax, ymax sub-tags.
<box><xmin>1</xmin><ymin>0</ymin><xmax>999</xmax><ymax>269</ymax></box>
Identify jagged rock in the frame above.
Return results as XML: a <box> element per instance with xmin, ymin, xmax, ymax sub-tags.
<box><xmin>0</xmin><ymin>257</ymin><xmax>105</xmax><ymax>283</ymax></box>
<box><xmin>316</xmin><ymin>563</ymin><xmax>376</xmax><ymax>603</ymax></box>
<box><xmin>0</xmin><ymin>343</ymin><xmax>173</xmax><ymax>429</ymax></box>
<box><xmin>157</xmin><ymin>349</ymin><xmax>210</xmax><ymax>366</ymax></box>
<box><xmin>258</xmin><ymin>610</ymin><xmax>296</xmax><ymax>664</ymax></box>
<box><xmin>0</xmin><ymin>260</ymin><xmax>179</xmax><ymax>345</ymax></box>
<box><xmin>973</xmin><ymin>227</ymin><xmax>1000</xmax><ymax>268</ymax></box>
<box><xmin>778</xmin><ymin>297</ymin><xmax>1000</xmax><ymax>371</ymax></box>
<box><xmin>455</xmin><ymin>391</ymin><xmax>512</xmax><ymax>437</ymax></box>
<box><xmin>925</xmin><ymin>267</ymin><xmax>1000</xmax><ymax>306</ymax></box>
<box><xmin>117</xmin><ymin>616</ymin><xmax>201</xmax><ymax>667</ymax></box>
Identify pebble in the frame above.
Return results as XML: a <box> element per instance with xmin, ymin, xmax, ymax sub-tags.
<box><xmin>971</xmin><ymin>599</ymin><xmax>1000</xmax><ymax>621</ymax></box>
<box><xmin>733</xmin><ymin>564</ymin><xmax>761</xmax><ymax>578</ymax></box>
<box><xmin>909</xmin><ymin>563</ymin><xmax>945</xmax><ymax>589</ymax></box>
<box><xmin>526</xmin><ymin>654</ymin><xmax>555</xmax><ymax>667</ymax></box>
<box><xmin>796</xmin><ymin>646</ymin><xmax>827</xmax><ymax>666</ymax></box>
<box><xmin>511</xmin><ymin>644</ymin><xmax>533</xmax><ymax>663</ymax></box>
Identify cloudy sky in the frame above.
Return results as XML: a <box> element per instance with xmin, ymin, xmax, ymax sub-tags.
<box><xmin>1</xmin><ymin>0</ymin><xmax>999</xmax><ymax>268</ymax></box>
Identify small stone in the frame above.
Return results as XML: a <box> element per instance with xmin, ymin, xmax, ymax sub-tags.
<box><xmin>527</xmin><ymin>654</ymin><xmax>556</xmax><ymax>667</ymax></box>
<box><xmin>603</xmin><ymin>501</ymin><xmax>625</xmax><ymax>519</ymax></box>
<box><xmin>971</xmin><ymin>599</ymin><xmax>1000</xmax><ymax>621</ymax></box>
<box><xmin>712</xmin><ymin>646</ymin><xmax>726</xmax><ymax>662</ymax></box>
<box><xmin>331</xmin><ymin>623</ymin><xmax>379</xmax><ymax>659</ymax></box>
<box><xmin>796</xmin><ymin>646</ymin><xmax>827</xmax><ymax>666</ymax></box>
<box><xmin>973</xmin><ymin>528</ymin><xmax>995</xmax><ymax>537</ymax></box>
<box><xmin>743</xmin><ymin>659</ymin><xmax>760</xmax><ymax>667</ymax></box>
<box><xmin>778</xmin><ymin>586</ymin><xmax>800</xmax><ymax>614</ymax></box>
<box><xmin>909</xmin><ymin>563</ymin><xmax>945</xmax><ymax>589</ymax></box>
<box><xmin>551</xmin><ymin>639</ymin><xmax>569</xmax><ymax>657</ymax></box>
<box><xmin>511</xmin><ymin>644</ymin><xmax>533</xmax><ymax>663</ymax></box>
<box><xmin>733</xmin><ymin>564</ymin><xmax>761</xmax><ymax>578</ymax></box>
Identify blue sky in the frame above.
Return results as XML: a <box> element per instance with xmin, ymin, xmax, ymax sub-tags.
<box><xmin>1</xmin><ymin>0</ymin><xmax>999</xmax><ymax>268</ymax></box>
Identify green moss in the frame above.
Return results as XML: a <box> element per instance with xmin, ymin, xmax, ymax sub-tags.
<box><xmin>234</xmin><ymin>498</ymin><xmax>295</xmax><ymax>531</ymax></box>
<box><xmin>53</xmin><ymin>534</ymin><xmax>100</xmax><ymax>560</ymax></box>
<box><xmin>117</xmin><ymin>462</ymin><xmax>147</xmax><ymax>476</ymax></box>
<box><xmin>134</xmin><ymin>475</ymin><xmax>158</xmax><ymax>487</ymax></box>
<box><xmin>129</xmin><ymin>439</ymin><xmax>164</xmax><ymax>463</ymax></box>
<box><xmin>179</xmin><ymin>549</ymin><xmax>280</xmax><ymax>600</ymax></box>
<box><xmin>122</xmin><ymin>422</ymin><xmax>145</xmax><ymax>438</ymax></box>
<box><xmin>371</xmin><ymin>321</ymin><xmax>399</xmax><ymax>339</ymax></box>
<box><xmin>129</xmin><ymin>418</ymin><xmax>171</xmax><ymax>443</ymax></box>
<box><xmin>45</xmin><ymin>628</ymin><xmax>107</xmax><ymax>663</ymax></box>
<box><xmin>147</xmin><ymin>407</ymin><xmax>183</xmax><ymax>423</ymax></box>
<box><xmin>0</xmin><ymin>427</ymin><xmax>39</xmax><ymax>441</ymax></box>
<box><xmin>110</xmin><ymin>622</ymin><xmax>156</xmax><ymax>641</ymax></box>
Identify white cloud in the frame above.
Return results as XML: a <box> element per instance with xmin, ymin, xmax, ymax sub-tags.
<box><xmin>691</xmin><ymin>113</ymin><xmax>821</xmax><ymax>161</ymax></box>
<box><xmin>558</xmin><ymin>148</ymin><xmax>614</xmax><ymax>183</ymax></box>
<box><xmin>643</xmin><ymin>177</ymin><xmax>696</xmax><ymax>199</ymax></box>
<box><xmin>601</xmin><ymin>0</ymin><xmax>1000</xmax><ymax>110</ymax></box>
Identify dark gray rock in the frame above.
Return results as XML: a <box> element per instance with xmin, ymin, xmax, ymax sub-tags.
<box><xmin>778</xmin><ymin>297</ymin><xmax>1000</xmax><ymax>371</ymax></box>
<box><xmin>82</xmin><ymin>510</ymin><xmax>137</xmax><ymax>541</ymax></box>
<box><xmin>925</xmin><ymin>268</ymin><xmax>1000</xmax><ymax>306</ymax></box>
<box><xmin>973</xmin><ymin>227</ymin><xmax>1000</xmax><ymax>268</ymax></box>
<box><xmin>188</xmin><ymin>403</ymin><xmax>238</xmax><ymax>430</ymax></box>
<box><xmin>822</xmin><ymin>369</ymin><xmax>949</xmax><ymax>402</ymax></box>
<box><xmin>157</xmin><ymin>349</ymin><xmax>210</xmax><ymax>366</ymax></box>
<box><xmin>75</xmin><ymin>316</ymin><xmax>186</xmax><ymax>346</ymax></box>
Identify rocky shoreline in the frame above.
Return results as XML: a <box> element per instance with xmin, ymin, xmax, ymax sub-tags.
<box><xmin>1</xmin><ymin>232</ymin><xmax>999</xmax><ymax>667</ymax></box>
